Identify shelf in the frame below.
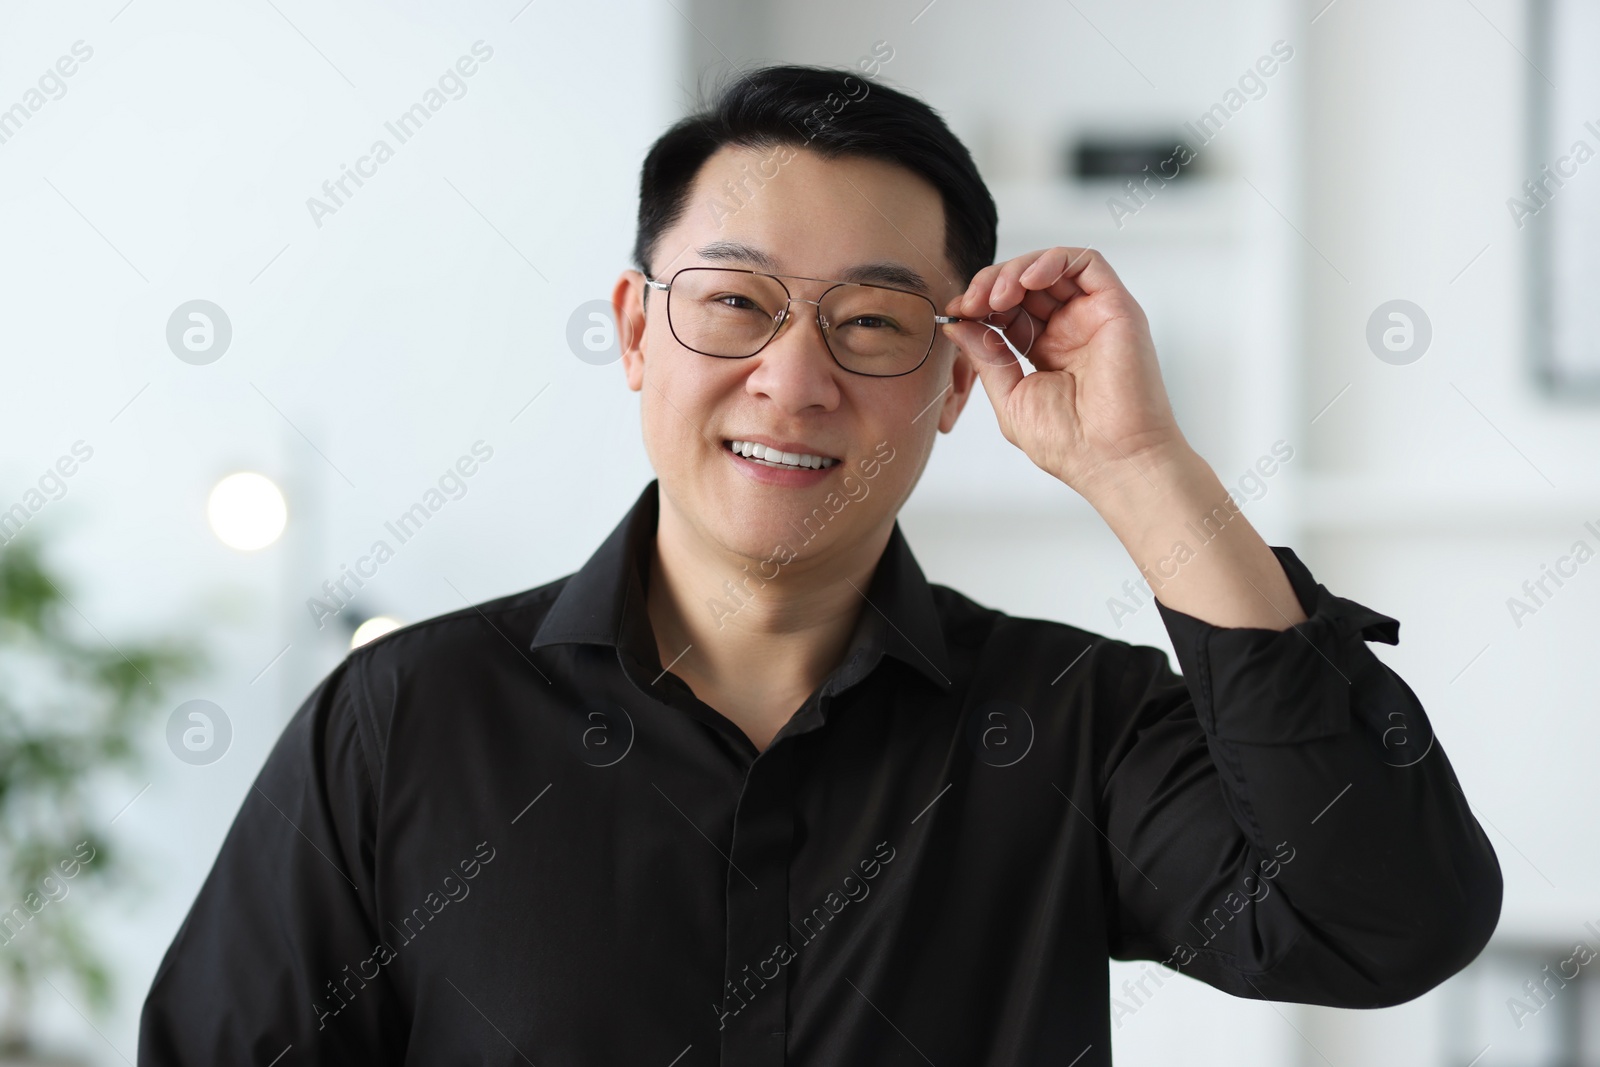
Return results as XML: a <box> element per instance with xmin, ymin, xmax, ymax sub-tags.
<box><xmin>989</xmin><ymin>177</ymin><xmax>1241</xmax><ymax>245</ymax></box>
<box><xmin>1295</xmin><ymin>475</ymin><xmax>1600</xmax><ymax>533</ymax></box>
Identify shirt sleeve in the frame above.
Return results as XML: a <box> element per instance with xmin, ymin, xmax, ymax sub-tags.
<box><xmin>138</xmin><ymin>652</ymin><xmax>406</xmax><ymax>1064</ymax></box>
<box><xmin>1097</xmin><ymin>545</ymin><xmax>1503</xmax><ymax>1008</ymax></box>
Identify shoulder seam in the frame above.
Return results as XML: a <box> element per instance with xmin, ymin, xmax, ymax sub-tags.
<box><xmin>344</xmin><ymin>652</ymin><xmax>385</xmax><ymax>808</ymax></box>
<box><xmin>345</xmin><ymin>576</ymin><xmax>571</xmax><ymax>660</ymax></box>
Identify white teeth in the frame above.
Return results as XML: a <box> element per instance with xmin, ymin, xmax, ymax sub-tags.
<box><xmin>728</xmin><ymin>440</ymin><xmax>838</xmax><ymax>470</ymax></box>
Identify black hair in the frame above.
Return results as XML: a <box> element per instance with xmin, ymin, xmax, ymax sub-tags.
<box><xmin>631</xmin><ymin>63</ymin><xmax>997</xmax><ymax>290</ymax></box>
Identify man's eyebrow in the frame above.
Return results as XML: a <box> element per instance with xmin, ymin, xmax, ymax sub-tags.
<box><xmin>695</xmin><ymin>240</ymin><xmax>781</xmax><ymax>272</ymax></box>
<box><xmin>838</xmin><ymin>261</ymin><xmax>933</xmax><ymax>297</ymax></box>
<box><xmin>693</xmin><ymin>241</ymin><xmax>934</xmax><ymax>297</ymax></box>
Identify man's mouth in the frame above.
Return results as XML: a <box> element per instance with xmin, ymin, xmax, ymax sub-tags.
<box><xmin>724</xmin><ymin>439</ymin><xmax>841</xmax><ymax>471</ymax></box>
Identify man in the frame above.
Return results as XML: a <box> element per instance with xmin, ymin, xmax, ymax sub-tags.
<box><xmin>140</xmin><ymin>64</ymin><xmax>1501</xmax><ymax>1064</ymax></box>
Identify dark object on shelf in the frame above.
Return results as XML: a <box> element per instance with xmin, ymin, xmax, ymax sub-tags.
<box><xmin>1069</xmin><ymin>134</ymin><xmax>1201</xmax><ymax>181</ymax></box>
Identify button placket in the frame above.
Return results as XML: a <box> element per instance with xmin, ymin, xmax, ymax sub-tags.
<box><xmin>716</xmin><ymin>740</ymin><xmax>795</xmax><ymax>1066</ymax></box>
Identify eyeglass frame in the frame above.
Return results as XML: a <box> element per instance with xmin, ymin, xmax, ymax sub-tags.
<box><xmin>641</xmin><ymin>265</ymin><xmax>974</xmax><ymax>379</ymax></box>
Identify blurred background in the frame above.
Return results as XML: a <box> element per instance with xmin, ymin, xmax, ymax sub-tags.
<box><xmin>1</xmin><ymin>0</ymin><xmax>1596</xmax><ymax>1062</ymax></box>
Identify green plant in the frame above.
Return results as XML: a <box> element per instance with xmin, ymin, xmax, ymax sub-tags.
<box><xmin>0</xmin><ymin>536</ymin><xmax>203</xmax><ymax>1054</ymax></box>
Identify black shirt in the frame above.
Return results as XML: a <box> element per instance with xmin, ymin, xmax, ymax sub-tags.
<box><xmin>139</xmin><ymin>478</ymin><xmax>1501</xmax><ymax>1066</ymax></box>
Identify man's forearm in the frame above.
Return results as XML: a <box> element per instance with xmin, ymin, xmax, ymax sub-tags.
<box><xmin>1079</xmin><ymin>444</ymin><xmax>1308</xmax><ymax>631</ymax></box>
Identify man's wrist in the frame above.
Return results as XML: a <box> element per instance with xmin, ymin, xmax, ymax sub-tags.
<box><xmin>1074</xmin><ymin>443</ymin><xmax>1307</xmax><ymax>629</ymax></box>
<box><xmin>1074</xmin><ymin>441</ymin><xmax>1218</xmax><ymax>533</ymax></box>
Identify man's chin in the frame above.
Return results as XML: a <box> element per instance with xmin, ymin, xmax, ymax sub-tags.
<box><xmin>702</xmin><ymin>496</ymin><xmax>834</xmax><ymax>564</ymax></box>
<box><xmin>664</xmin><ymin>464</ymin><xmax>875</xmax><ymax>565</ymax></box>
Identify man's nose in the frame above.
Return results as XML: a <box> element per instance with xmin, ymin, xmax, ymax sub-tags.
<box><xmin>743</xmin><ymin>301</ymin><xmax>842</xmax><ymax>412</ymax></box>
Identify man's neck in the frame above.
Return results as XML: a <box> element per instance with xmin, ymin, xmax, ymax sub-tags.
<box><xmin>644</xmin><ymin>491</ymin><xmax>890</xmax><ymax>742</ymax></box>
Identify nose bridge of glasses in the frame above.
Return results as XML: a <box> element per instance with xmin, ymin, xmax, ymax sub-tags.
<box><xmin>769</xmin><ymin>294</ymin><xmax>831</xmax><ymax>349</ymax></box>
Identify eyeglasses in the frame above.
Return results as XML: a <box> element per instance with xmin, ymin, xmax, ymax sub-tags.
<box><xmin>642</xmin><ymin>266</ymin><xmax>965</xmax><ymax>378</ymax></box>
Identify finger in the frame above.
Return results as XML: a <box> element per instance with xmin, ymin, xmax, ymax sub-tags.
<box><xmin>995</xmin><ymin>268</ymin><xmax>1096</xmax><ymax>354</ymax></box>
<box><xmin>960</xmin><ymin>317</ymin><xmax>1023</xmax><ymax>369</ymax></box>
<box><xmin>953</xmin><ymin>263</ymin><xmax>1005</xmax><ymax>317</ymax></box>
<box><xmin>1018</xmin><ymin>248</ymin><xmax>1091</xmax><ymax>305</ymax></box>
<box><xmin>987</xmin><ymin>249</ymin><xmax>1056</xmax><ymax>311</ymax></box>
<box><xmin>977</xmin><ymin>302</ymin><xmax>1050</xmax><ymax>364</ymax></box>
<box><xmin>953</xmin><ymin>247</ymin><xmax>1129</xmax><ymax>320</ymax></box>
<box><xmin>956</xmin><ymin>250</ymin><xmax>1053</xmax><ymax>317</ymax></box>
<box><xmin>975</xmin><ymin>276</ymin><xmax>1073</xmax><ymax>348</ymax></box>
<box><xmin>1019</xmin><ymin>288</ymin><xmax>1066</xmax><ymax>336</ymax></box>
<box><xmin>1011</xmin><ymin>282</ymin><xmax>1067</xmax><ymax>328</ymax></box>
<box><xmin>1017</xmin><ymin>246</ymin><xmax>1078</xmax><ymax>290</ymax></box>
<box><xmin>943</xmin><ymin>320</ymin><xmax>1023</xmax><ymax>406</ymax></box>
<box><xmin>1024</xmin><ymin>247</ymin><xmax>1128</xmax><ymax>303</ymax></box>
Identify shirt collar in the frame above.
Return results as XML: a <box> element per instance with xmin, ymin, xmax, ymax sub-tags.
<box><xmin>529</xmin><ymin>479</ymin><xmax>952</xmax><ymax>693</ymax></box>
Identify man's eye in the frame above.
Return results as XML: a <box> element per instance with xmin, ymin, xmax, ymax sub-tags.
<box><xmin>843</xmin><ymin>315</ymin><xmax>899</xmax><ymax>330</ymax></box>
<box><xmin>713</xmin><ymin>294</ymin><xmax>763</xmax><ymax>311</ymax></box>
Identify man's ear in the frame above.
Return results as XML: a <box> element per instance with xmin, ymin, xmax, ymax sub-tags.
<box><xmin>613</xmin><ymin>270</ymin><xmax>648</xmax><ymax>392</ymax></box>
<box><xmin>937</xmin><ymin>339</ymin><xmax>978</xmax><ymax>433</ymax></box>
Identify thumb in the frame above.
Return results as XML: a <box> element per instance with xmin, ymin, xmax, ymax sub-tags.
<box><xmin>944</xmin><ymin>320</ymin><xmax>1023</xmax><ymax>408</ymax></box>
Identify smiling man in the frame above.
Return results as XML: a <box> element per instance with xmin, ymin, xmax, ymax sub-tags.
<box><xmin>140</xmin><ymin>65</ymin><xmax>1502</xmax><ymax>1065</ymax></box>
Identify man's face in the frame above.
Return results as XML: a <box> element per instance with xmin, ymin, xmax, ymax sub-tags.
<box><xmin>614</xmin><ymin>143</ymin><xmax>977</xmax><ymax>572</ymax></box>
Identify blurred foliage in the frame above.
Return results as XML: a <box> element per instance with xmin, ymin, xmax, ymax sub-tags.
<box><xmin>0</xmin><ymin>537</ymin><xmax>204</xmax><ymax>1053</ymax></box>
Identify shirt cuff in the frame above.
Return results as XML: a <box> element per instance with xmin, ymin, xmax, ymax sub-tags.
<box><xmin>1152</xmin><ymin>545</ymin><xmax>1401</xmax><ymax>745</ymax></box>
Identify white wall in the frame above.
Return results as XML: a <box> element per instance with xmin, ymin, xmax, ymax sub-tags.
<box><xmin>1292</xmin><ymin>0</ymin><xmax>1600</xmax><ymax>1061</ymax></box>
<box><xmin>0</xmin><ymin>1</ymin><xmax>675</xmax><ymax>1059</ymax></box>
